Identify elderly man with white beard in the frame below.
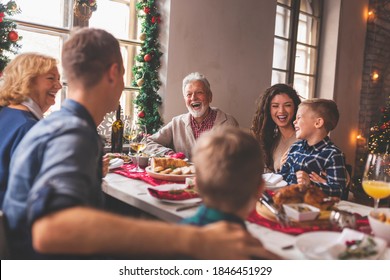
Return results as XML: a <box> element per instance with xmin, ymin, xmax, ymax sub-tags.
<box><xmin>145</xmin><ymin>72</ymin><xmax>238</xmax><ymax>160</ymax></box>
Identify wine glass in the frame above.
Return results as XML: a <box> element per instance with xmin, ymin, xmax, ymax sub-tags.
<box><xmin>129</xmin><ymin>123</ymin><xmax>147</xmax><ymax>172</ymax></box>
<box><xmin>362</xmin><ymin>153</ymin><xmax>390</xmax><ymax>210</ymax></box>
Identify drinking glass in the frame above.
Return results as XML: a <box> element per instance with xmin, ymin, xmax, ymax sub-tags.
<box><xmin>129</xmin><ymin>123</ymin><xmax>147</xmax><ymax>172</ymax></box>
<box><xmin>123</xmin><ymin>120</ymin><xmax>133</xmax><ymax>155</ymax></box>
<box><xmin>362</xmin><ymin>153</ymin><xmax>390</xmax><ymax>210</ymax></box>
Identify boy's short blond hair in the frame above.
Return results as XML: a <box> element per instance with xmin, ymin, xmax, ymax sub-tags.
<box><xmin>192</xmin><ymin>126</ymin><xmax>264</xmax><ymax>212</ymax></box>
<box><xmin>300</xmin><ymin>98</ymin><xmax>339</xmax><ymax>132</ymax></box>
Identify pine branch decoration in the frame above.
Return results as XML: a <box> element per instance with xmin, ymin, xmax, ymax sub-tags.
<box><xmin>0</xmin><ymin>0</ymin><xmax>22</xmax><ymax>74</ymax></box>
<box><xmin>131</xmin><ymin>0</ymin><xmax>163</xmax><ymax>134</ymax></box>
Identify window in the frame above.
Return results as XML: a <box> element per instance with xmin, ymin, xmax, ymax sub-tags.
<box><xmin>272</xmin><ymin>0</ymin><xmax>322</xmax><ymax>99</ymax></box>
<box><xmin>13</xmin><ymin>0</ymin><xmax>140</xmax><ymax>130</ymax></box>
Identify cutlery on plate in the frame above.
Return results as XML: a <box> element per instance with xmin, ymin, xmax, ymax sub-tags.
<box><xmin>175</xmin><ymin>202</ymin><xmax>202</xmax><ymax>212</ymax></box>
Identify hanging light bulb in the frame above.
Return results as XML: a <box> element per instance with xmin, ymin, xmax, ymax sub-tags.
<box><xmin>371</xmin><ymin>71</ymin><xmax>380</xmax><ymax>81</ymax></box>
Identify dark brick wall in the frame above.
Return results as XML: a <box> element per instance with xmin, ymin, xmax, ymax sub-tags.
<box><xmin>354</xmin><ymin>0</ymin><xmax>390</xmax><ymax>179</ymax></box>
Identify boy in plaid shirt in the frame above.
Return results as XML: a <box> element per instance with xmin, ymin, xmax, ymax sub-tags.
<box><xmin>279</xmin><ymin>99</ymin><xmax>347</xmax><ymax>197</ymax></box>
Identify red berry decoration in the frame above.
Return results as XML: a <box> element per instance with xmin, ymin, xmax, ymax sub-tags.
<box><xmin>143</xmin><ymin>7</ymin><xmax>150</xmax><ymax>14</ymax></box>
<box><xmin>151</xmin><ymin>16</ymin><xmax>161</xmax><ymax>24</ymax></box>
<box><xmin>8</xmin><ymin>31</ymin><xmax>19</xmax><ymax>42</ymax></box>
<box><xmin>144</xmin><ymin>54</ymin><xmax>152</xmax><ymax>62</ymax></box>
<box><xmin>0</xmin><ymin>12</ymin><xmax>5</xmax><ymax>17</ymax></box>
<box><xmin>138</xmin><ymin>111</ymin><xmax>145</xmax><ymax>118</ymax></box>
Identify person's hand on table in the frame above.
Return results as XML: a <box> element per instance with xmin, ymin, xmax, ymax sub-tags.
<box><xmin>193</xmin><ymin>222</ymin><xmax>282</xmax><ymax>260</ymax></box>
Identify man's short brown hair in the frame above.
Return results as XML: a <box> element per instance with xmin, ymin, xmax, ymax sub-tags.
<box><xmin>62</xmin><ymin>28</ymin><xmax>122</xmax><ymax>89</ymax></box>
<box><xmin>300</xmin><ymin>98</ymin><xmax>339</xmax><ymax>132</ymax></box>
<box><xmin>192</xmin><ymin>126</ymin><xmax>264</xmax><ymax>212</ymax></box>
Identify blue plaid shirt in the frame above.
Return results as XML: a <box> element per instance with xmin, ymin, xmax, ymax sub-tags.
<box><xmin>279</xmin><ymin>136</ymin><xmax>347</xmax><ymax>197</ymax></box>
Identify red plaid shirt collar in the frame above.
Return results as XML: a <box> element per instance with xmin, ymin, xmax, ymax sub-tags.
<box><xmin>190</xmin><ymin>108</ymin><xmax>217</xmax><ymax>139</ymax></box>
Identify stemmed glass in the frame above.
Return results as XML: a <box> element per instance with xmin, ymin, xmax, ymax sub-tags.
<box><xmin>123</xmin><ymin>120</ymin><xmax>133</xmax><ymax>155</ymax></box>
<box><xmin>129</xmin><ymin>123</ymin><xmax>147</xmax><ymax>172</ymax></box>
<box><xmin>362</xmin><ymin>153</ymin><xmax>390</xmax><ymax>210</ymax></box>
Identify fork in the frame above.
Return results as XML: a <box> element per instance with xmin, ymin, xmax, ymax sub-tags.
<box><xmin>259</xmin><ymin>197</ymin><xmax>290</xmax><ymax>227</ymax></box>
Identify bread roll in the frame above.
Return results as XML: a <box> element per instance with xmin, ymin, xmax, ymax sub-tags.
<box><xmin>151</xmin><ymin>157</ymin><xmax>188</xmax><ymax>170</ymax></box>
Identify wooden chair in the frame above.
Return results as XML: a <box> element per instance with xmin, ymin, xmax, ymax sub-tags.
<box><xmin>341</xmin><ymin>164</ymin><xmax>353</xmax><ymax>200</ymax></box>
<box><xmin>0</xmin><ymin>210</ymin><xmax>10</xmax><ymax>259</ymax></box>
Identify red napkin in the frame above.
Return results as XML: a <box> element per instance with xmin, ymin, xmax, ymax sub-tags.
<box><xmin>246</xmin><ymin>210</ymin><xmax>370</xmax><ymax>235</ymax></box>
<box><xmin>168</xmin><ymin>152</ymin><xmax>186</xmax><ymax>159</ymax></box>
<box><xmin>147</xmin><ymin>187</ymin><xmax>199</xmax><ymax>200</ymax></box>
<box><xmin>112</xmin><ymin>164</ymin><xmax>171</xmax><ymax>186</ymax></box>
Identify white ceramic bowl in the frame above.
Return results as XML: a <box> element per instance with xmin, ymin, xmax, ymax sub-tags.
<box><xmin>368</xmin><ymin>208</ymin><xmax>390</xmax><ymax>244</ymax></box>
<box><xmin>283</xmin><ymin>203</ymin><xmax>320</xmax><ymax>222</ymax></box>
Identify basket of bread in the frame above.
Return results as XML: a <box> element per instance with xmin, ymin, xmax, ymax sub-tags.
<box><xmin>145</xmin><ymin>157</ymin><xmax>196</xmax><ymax>182</ymax></box>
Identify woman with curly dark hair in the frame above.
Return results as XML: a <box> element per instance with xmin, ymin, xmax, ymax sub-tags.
<box><xmin>251</xmin><ymin>84</ymin><xmax>301</xmax><ymax>172</ymax></box>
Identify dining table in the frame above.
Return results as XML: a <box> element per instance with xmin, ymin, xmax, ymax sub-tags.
<box><xmin>103</xmin><ymin>170</ymin><xmax>390</xmax><ymax>260</ymax></box>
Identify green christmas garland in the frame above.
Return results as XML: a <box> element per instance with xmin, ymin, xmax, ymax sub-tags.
<box><xmin>0</xmin><ymin>0</ymin><xmax>22</xmax><ymax>74</ymax></box>
<box><xmin>132</xmin><ymin>0</ymin><xmax>163</xmax><ymax>134</ymax></box>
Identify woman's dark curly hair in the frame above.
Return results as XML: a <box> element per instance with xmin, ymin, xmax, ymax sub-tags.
<box><xmin>250</xmin><ymin>84</ymin><xmax>301</xmax><ymax>171</ymax></box>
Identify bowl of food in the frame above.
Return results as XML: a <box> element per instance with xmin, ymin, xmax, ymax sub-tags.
<box><xmin>130</xmin><ymin>153</ymin><xmax>150</xmax><ymax>168</ymax></box>
<box><xmin>283</xmin><ymin>203</ymin><xmax>320</xmax><ymax>222</ymax></box>
<box><xmin>368</xmin><ymin>208</ymin><xmax>390</xmax><ymax>244</ymax></box>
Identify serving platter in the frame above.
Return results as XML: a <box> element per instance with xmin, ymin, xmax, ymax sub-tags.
<box><xmin>145</xmin><ymin>166</ymin><xmax>195</xmax><ymax>182</ymax></box>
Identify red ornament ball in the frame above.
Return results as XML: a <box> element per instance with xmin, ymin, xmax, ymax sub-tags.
<box><xmin>144</xmin><ymin>54</ymin><xmax>152</xmax><ymax>62</ymax></box>
<box><xmin>380</xmin><ymin>124</ymin><xmax>387</xmax><ymax>130</ymax></box>
<box><xmin>8</xmin><ymin>31</ymin><xmax>19</xmax><ymax>42</ymax></box>
<box><xmin>143</xmin><ymin>7</ymin><xmax>150</xmax><ymax>14</ymax></box>
<box><xmin>138</xmin><ymin>111</ymin><xmax>145</xmax><ymax>118</ymax></box>
<box><xmin>0</xmin><ymin>12</ymin><xmax>5</xmax><ymax>17</ymax></box>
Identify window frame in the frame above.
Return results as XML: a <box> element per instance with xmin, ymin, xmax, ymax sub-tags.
<box><xmin>272</xmin><ymin>0</ymin><xmax>323</xmax><ymax>99</ymax></box>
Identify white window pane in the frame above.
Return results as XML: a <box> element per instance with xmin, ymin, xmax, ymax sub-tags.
<box><xmin>297</xmin><ymin>14</ymin><xmax>319</xmax><ymax>46</ymax></box>
<box><xmin>295</xmin><ymin>44</ymin><xmax>317</xmax><ymax>75</ymax></box>
<box><xmin>13</xmin><ymin>0</ymin><xmax>71</xmax><ymax>28</ymax></box>
<box><xmin>272</xmin><ymin>70</ymin><xmax>287</xmax><ymax>85</ymax></box>
<box><xmin>293</xmin><ymin>74</ymin><xmax>315</xmax><ymax>99</ymax></box>
<box><xmin>15</xmin><ymin>29</ymin><xmax>64</xmax><ymax>60</ymax></box>
<box><xmin>89</xmin><ymin>0</ymin><xmax>131</xmax><ymax>40</ymax></box>
<box><xmin>273</xmin><ymin>38</ymin><xmax>289</xmax><ymax>70</ymax></box>
<box><xmin>275</xmin><ymin>6</ymin><xmax>290</xmax><ymax>38</ymax></box>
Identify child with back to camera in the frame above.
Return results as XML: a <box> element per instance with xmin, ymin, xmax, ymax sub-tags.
<box><xmin>181</xmin><ymin>126</ymin><xmax>280</xmax><ymax>259</ymax></box>
<box><xmin>279</xmin><ymin>98</ymin><xmax>348</xmax><ymax>198</ymax></box>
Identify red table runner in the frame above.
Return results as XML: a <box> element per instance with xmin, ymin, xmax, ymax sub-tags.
<box><xmin>247</xmin><ymin>209</ymin><xmax>371</xmax><ymax>235</ymax></box>
<box><xmin>112</xmin><ymin>164</ymin><xmax>171</xmax><ymax>186</ymax></box>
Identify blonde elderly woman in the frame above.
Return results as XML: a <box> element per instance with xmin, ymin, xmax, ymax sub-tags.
<box><xmin>0</xmin><ymin>53</ymin><xmax>62</xmax><ymax>207</ymax></box>
<box><xmin>145</xmin><ymin>72</ymin><xmax>239</xmax><ymax>160</ymax></box>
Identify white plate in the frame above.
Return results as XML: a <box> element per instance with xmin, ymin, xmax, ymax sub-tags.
<box><xmin>296</xmin><ymin>230</ymin><xmax>387</xmax><ymax>260</ymax></box>
<box><xmin>265</xmin><ymin>180</ymin><xmax>288</xmax><ymax>189</ymax></box>
<box><xmin>108</xmin><ymin>158</ymin><xmax>124</xmax><ymax>170</ymax></box>
<box><xmin>145</xmin><ymin>166</ymin><xmax>195</xmax><ymax>182</ymax></box>
<box><xmin>262</xmin><ymin>173</ymin><xmax>287</xmax><ymax>188</ymax></box>
<box><xmin>147</xmin><ymin>184</ymin><xmax>201</xmax><ymax>204</ymax></box>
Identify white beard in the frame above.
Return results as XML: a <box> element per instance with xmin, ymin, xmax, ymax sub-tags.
<box><xmin>187</xmin><ymin>103</ymin><xmax>209</xmax><ymax>118</ymax></box>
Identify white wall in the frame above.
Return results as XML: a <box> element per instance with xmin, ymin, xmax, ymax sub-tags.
<box><xmin>317</xmin><ymin>0</ymin><xmax>368</xmax><ymax>167</ymax></box>
<box><xmin>158</xmin><ymin>0</ymin><xmax>276</xmax><ymax>130</ymax></box>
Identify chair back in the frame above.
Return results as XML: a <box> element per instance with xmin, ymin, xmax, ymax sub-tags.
<box><xmin>0</xmin><ymin>210</ymin><xmax>10</xmax><ymax>259</ymax></box>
